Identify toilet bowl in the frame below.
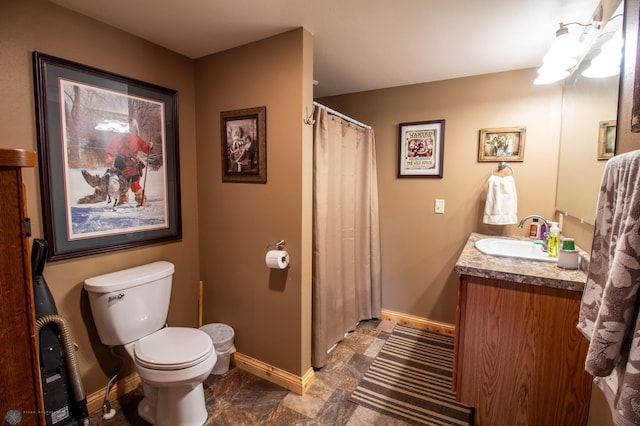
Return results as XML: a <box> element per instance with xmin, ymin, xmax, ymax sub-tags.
<box><xmin>126</xmin><ymin>328</ymin><xmax>216</xmax><ymax>425</ymax></box>
<box><xmin>84</xmin><ymin>261</ymin><xmax>215</xmax><ymax>426</ymax></box>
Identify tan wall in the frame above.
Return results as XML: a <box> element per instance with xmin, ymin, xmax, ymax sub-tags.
<box><xmin>318</xmin><ymin>69</ymin><xmax>563</xmax><ymax>323</ymax></box>
<box><xmin>0</xmin><ymin>0</ymin><xmax>199</xmax><ymax>394</ymax></box>
<box><xmin>194</xmin><ymin>29</ymin><xmax>313</xmax><ymax>376</ymax></box>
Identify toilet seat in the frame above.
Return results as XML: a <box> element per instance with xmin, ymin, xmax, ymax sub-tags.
<box><xmin>134</xmin><ymin>327</ymin><xmax>213</xmax><ymax>370</ymax></box>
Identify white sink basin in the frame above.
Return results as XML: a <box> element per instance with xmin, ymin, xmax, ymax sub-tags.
<box><xmin>475</xmin><ymin>238</ymin><xmax>557</xmax><ymax>263</ymax></box>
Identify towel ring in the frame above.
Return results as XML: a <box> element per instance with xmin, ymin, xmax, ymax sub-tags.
<box><xmin>492</xmin><ymin>161</ymin><xmax>514</xmax><ymax>176</ymax></box>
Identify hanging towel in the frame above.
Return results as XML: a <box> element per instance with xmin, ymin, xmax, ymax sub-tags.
<box><xmin>577</xmin><ymin>149</ymin><xmax>640</xmax><ymax>426</ymax></box>
<box><xmin>482</xmin><ymin>175</ymin><xmax>518</xmax><ymax>225</ymax></box>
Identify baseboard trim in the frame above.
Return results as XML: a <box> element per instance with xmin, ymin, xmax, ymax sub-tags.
<box><xmin>85</xmin><ymin>353</ymin><xmax>315</xmax><ymax>415</ymax></box>
<box><xmin>86</xmin><ymin>372</ymin><xmax>141</xmax><ymax>415</ymax></box>
<box><xmin>381</xmin><ymin>308</ymin><xmax>455</xmax><ymax>336</ymax></box>
<box><xmin>231</xmin><ymin>352</ymin><xmax>315</xmax><ymax>395</ymax></box>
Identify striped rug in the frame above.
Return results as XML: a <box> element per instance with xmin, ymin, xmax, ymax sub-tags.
<box><xmin>349</xmin><ymin>324</ymin><xmax>474</xmax><ymax>425</ymax></box>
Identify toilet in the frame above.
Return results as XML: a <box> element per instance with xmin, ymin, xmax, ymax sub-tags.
<box><xmin>84</xmin><ymin>261</ymin><xmax>216</xmax><ymax>426</ymax></box>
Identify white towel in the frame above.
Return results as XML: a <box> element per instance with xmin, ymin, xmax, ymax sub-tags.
<box><xmin>482</xmin><ymin>175</ymin><xmax>518</xmax><ymax>225</ymax></box>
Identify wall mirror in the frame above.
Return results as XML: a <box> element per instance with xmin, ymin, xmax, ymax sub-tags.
<box><xmin>555</xmin><ymin>0</ymin><xmax>624</xmax><ymax>225</ymax></box>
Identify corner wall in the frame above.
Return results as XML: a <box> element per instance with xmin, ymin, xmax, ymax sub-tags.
<box><xmin>195</xmin><ymin>29</ymin><xmax>313</xmax><ymax>377</ymax></box>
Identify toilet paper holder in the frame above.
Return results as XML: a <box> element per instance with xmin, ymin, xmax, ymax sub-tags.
<box><xmin>268</xmin><ymin>239</ymin><xmax>286</xmax><ymax>250</ymax></box>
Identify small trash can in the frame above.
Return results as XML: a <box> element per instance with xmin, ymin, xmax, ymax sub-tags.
<box><xmin>199</xmin><ymin>323</ymin><xmax>236</xmax><ymax>375</ymax></box>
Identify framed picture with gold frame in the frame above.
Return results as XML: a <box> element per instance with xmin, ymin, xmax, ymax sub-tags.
<box><xmin>597</xmin><ymin>120</ymin><xmax>616</xmax><ymax>160</ymax></box>
<box><xmin>478</xmin><ymin>126</ymin><xmax>526</xmax><ymax>162</ymax></box>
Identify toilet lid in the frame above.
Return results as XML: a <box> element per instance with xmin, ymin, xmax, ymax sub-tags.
<box><xmin>134</xmin><ymin>327</ymin><xmax>213</xmax><ymax>370</ymax></box>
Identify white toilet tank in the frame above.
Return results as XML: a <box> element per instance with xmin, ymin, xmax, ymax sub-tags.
<box><xmin>84</xmin><ymin>261</ymin><xmax>174</xmax><ymax>346</ymax></box>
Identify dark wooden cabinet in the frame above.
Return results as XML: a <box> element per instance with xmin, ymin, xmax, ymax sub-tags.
<box><xmin>0</xmin><ymin>148</ymin><xmax>45</xmax><ymax>424</ymax></box>
<box><xmin>454</xmin><ymin>275</ymin><xmax>592</xmax><ymax>426</ymax></box>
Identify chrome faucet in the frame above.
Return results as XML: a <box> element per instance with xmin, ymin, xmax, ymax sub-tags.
<box><xmin>517</xmin><ymin>215</ymin><xmax>550</xmax><ymax>252</ymax></box>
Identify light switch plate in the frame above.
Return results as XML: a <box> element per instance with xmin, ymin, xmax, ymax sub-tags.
<box><xmin>435</xmin><ymin>199</ymin><xmax>445</xmax><ymax>214</ymax></box>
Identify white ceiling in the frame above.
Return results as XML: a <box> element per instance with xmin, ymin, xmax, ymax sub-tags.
<box><xmin>49</xmin><ymin>0</ymin><xmax>600</xmax><ymax>97</ymax></box>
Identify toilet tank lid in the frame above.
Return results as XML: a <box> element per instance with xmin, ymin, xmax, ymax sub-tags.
<box><xmin>84</xmin><ymin>261</ymin><xmax>175</xmax><ymax>293</ymax></box>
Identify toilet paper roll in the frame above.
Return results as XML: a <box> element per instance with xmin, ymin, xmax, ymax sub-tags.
<box><xmin>265</xmin><ymin>250</ymin><xmax>289</xmax><ymax>269</ymax></box>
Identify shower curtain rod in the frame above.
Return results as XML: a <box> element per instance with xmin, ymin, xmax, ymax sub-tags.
<box><xmin>312</xmin><ymin>101</ymin><xmax>371</xmax><ymax>129</ymax></box>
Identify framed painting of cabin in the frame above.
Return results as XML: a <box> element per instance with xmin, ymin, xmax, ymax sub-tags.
<box><xmin>598</xmin><ymin>120</ymin><xmax>616</xmax><ymax>160</ymax></box>
<box><xmin>33</xmin><ymin>52</ymin><xmax>182</xmax><ymax>261</ymax></box>
<box><xmin>478</xmin><ymin>126</ymin><xmax>526</xmax><ymax>162</ymax></box>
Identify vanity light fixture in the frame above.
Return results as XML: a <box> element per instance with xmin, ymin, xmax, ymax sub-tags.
<box><xmin>583</xmin><ymin>27</ymin><xmax>623</xmax><ymax>78</ymax></box>
<box><xmin>534</xmin><ymin>7</ymin><xmax>603</xmax><ymax>85</ymax></box>
<box><xmin>533</xmin><ymin>26</ymin><xmax>577</xmax><ymax>85</ymax></box>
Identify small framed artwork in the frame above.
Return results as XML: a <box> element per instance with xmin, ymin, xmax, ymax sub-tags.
<box><xmin>221</xmin><ymin>106</ymin><xmax>267</xmax><ymax>183</ymax></box>
<box><xmin>597</xmin><ymin>120</ymin><xmax>616</xmax><ymax>160</ymax></box>
<box><xmin>398</xmin><ymin>119</ymin><xmax>445</xmax><ymax>178</ymax></box>
<box><xmin>478</xmin><ymin>127</ymin><xmax>526</xmax><ymax>162</ymax></box>
<box><xmin>33</xmin><ymin>52</ymin><xmax>182</xmax><ymax>261</ymax></box>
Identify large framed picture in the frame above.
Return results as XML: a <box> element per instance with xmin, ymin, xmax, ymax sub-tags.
<box><xmin>221</xmin><ymin>106</ymin><xmax>267</xmax><ymax>183</ymax></box>
<box><xmin>478</xmin><ymin>126</ymin><xmax>526</xmax><ymax>162</ymax></box>
<box><xmin>33</xmin><ymin>52</ymin><xmax>182</xmax><ymax>261</ymax></box>
<box><xmin>398</xmin><ymin>119</ymin><xmax>445</xmax><ymax>178</ymax></box>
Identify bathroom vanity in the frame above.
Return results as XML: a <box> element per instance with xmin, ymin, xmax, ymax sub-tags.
<box><xmin>453</xmin><ymin>233</ymin><xmax>591</xmax><ymax>426</ymax></box>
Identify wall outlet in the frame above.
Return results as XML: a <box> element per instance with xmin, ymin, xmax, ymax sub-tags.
<box><xmin>435</xmin><ymin>199</ymin><xmax>445</xmax><ymax>214</ymax></box>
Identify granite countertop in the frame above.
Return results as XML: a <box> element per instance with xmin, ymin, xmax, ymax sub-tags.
<box><xmin>454</xmin><ymin>233</ymin><xmax>588</xmax><ymax>292</ymax></box>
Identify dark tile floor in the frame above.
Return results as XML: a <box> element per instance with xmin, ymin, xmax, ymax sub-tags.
<box><xmin>89</xmin><ymin>319</ymin><xmax>413</xmax><ymax>425</ymax></box>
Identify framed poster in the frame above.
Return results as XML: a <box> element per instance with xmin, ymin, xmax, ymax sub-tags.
<box><xmin>220</xmin><ymin>106</ymin><xmax>267</xmax><ymax>183</ymax></box>
<box><xmin>398</xmin><ymin>119</ymin><xmax>445</xmax><ymax>178</ymax></box>
<box><xmin>33</xmin><ymin>52</ymin><xmax>182</xmax><ymax>261</ymax></box>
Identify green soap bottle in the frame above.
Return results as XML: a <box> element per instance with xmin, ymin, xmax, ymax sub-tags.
<box><xmin>548</xmin><ymin>221</ymin><xmax>560</xmax><ymax>258</ymax></box>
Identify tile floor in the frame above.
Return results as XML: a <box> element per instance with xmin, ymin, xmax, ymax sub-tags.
<box><xmin>89</xmin><ymin>319</ymin><xmax>415</xmax><ymax>425</ymax></box>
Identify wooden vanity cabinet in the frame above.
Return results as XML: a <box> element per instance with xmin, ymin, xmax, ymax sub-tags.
<box><xmin>0</xmin><ymin>148</ymin><xmax>45</xmax><ymax>424</ymax></box>
<box><xmin>454</xmin><ymin>275</ymin><xmax>592</xmax><ymax>426</ymax></box>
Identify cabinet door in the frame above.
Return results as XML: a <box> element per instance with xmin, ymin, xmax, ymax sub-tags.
<box><xmin>455</xmin><ymin>276</ymin><xmax>591</xmax><ymax>426</ymax></box>
<box><xmin>0</xmin><ymin>152</ymin><xmax>45</xmax><ymax>425</ymax></box>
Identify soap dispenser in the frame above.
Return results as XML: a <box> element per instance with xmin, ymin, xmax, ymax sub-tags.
<box><xmin>529</xmin><ymin>218</ymin><xmax>540</xmax><ymax>239</ymax></box>
<box><xmin>548</xmin><ymin>221</ymin><xmax>560</xmax><ymax>258</ymax></box>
